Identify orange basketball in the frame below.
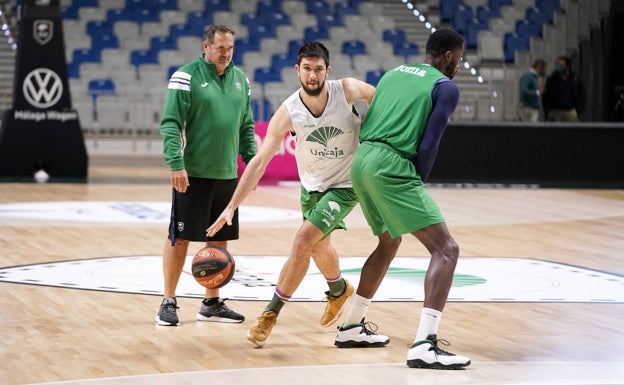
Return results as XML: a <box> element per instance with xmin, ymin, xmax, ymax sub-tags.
<box><xmin>191</xmin><ymin>246</ymin><xmax>235</xmax><ymax>289</ymax></box>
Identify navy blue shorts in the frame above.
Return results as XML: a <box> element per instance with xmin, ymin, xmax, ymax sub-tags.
<box><xmin>168</xmin><ymin>177</ymin><xmax>239</xmax><ymax>243</ymax></box>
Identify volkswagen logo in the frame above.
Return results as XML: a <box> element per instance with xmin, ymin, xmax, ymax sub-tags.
<box><xmin>22</xmin><ymin>68</ymin><xmax>63</xmax><ymax>109</ymax></box>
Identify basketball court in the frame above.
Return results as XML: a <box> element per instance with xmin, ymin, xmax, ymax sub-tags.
<box><xmin>1</xmin><ymin>163</ymin><xmax>623</xmax><ymax>385</ymax></box>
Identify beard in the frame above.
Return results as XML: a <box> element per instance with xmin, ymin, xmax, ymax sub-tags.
<box><xmin>300</xmin><ymin>79</ymin><xmax>325</xmax><ymax>96</ymax></box>
<box><xmin>444</xmin><ymin>63</ymin><xmax>458</xmax><ymax>79</ymax></box>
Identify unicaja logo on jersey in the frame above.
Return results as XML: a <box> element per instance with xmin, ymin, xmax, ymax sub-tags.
<box><xmin>22</xmin><ymin>68</ymin><xmax>63</xmax><ymax>108</ymax></box>
<box><xmin>306</xmin><ymin>126</ymin><xmax>346</xmax><ymax>159</ymax></box>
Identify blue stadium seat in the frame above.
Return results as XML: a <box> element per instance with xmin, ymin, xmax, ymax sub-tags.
<box><xmin>67</xmin><ymin>62</ymin><xmax>81</xmax><ymax>78</ymax></box>
<box><xmin>72</xmin><ymin>48</ymin><xmax>102</xmax><ymax>67</ymax></box>
<box><xmin>88</xmin><ymin>79</ymin><xmax>116</xmax><ymax>112</ymax></box>
<box><xmin>453</xmin><ymin>5</ymin><xmax>474</xmax><ymax>34</ymax></box>
<box><xmin>515</xmin><ymin>19</ymin><xmax>541</xmax><ymax>38</ymax></box>
<box><xmin>304</xmin><ymin>26</ymin><xmax>329</xmax><ymax>42</ymax></box>
<box><xmin>246</xmin><ymin>24</ymin><xmax>276</xmax><ymax>44</ymax></box>
<box><xmin>439</xmin><ymin>0</ymin><xmax>462</xmax><ymax>23</ymax></box>
<box><xmin>504</xmin><ymin>32</ymin><xmax>530</xmax><ymax>63</ymax></box>
<box><xmin>535</xmin><ymin>0</ymin><xmax>559</xmax><ymax>21</ymax></box>
<box><xmin>317</xmin><ymin>14</ymin><xmax>342</xmax><ymax>30</ymax></box>
<box><xmin>394</xmin><ymin>42</ymin><xmax>419</xmax><ymax>60</ymax></box>
<box><xmin>256</xmin><ymin>0</ymin><xmax>282</xmax><ymax>16</ymax></box>
<box><xmin>133</xmin><ymin>8</ymin><xmax>160</xmax><ymax>26</ymax></box>
<box><xmin>306</xmin><ymin>0</ymin><xmax>330</xmax><ymax>17</ymax></box>
<box><xmin>61</xmin><ymin>3</ymin><xmax>80</xmax><ymax>19</ymax></box>
<box><xmin>365</xmin><ymin>69</ymin><xmax>384</xmax><ymax>86</ymax></box>
<box><xmin>106</xmin><ymin>8</ymin><xmax>133</xmax><ymax>24</ymax></box>
<box><xmin>169</xmin><ymin>23</ymin><xmax>200</xmax><ymax>42</ymax></box>
<box><xmin>476</xmin><ymin>5</ymin><xmax>499</xmax><ymax>23</ymax></box>
<box><xmin>86</xmin><ymin>20</ymin><xmax>113</xmax><ymax>38</ymax></box>
<box><xmin>131</xmin><ymin>49</ymin><xmax>159</xmax><ymax>77</ymax></box>
<box><xmin>168</xmin><ymin>65</ymin><xmax>181</xmax><ymax>79</ymax></box>
<box><xmin>488</xmin><ymin>0</ymin><xmax>512</xmax><ymax>12</ymax></box>
<box><xmin>526</xmin><ymin>7</ymin><xmax>550</xmax><ymax>26</ymax></box>
<box><xmin>334</xmin><ymin>2</ymin><xmax>358</xmax><ymax>24</ymax></box>
<box><xmin>205</xmin><ymin>0</ymin><xmax>231</xmax><ymax>12</ymax></box>
<box><xmin>465</xmin><ymin>18</ymin><xmax>489</xmax><ymax>49</ymax></box>
<box><xmin>271</xmin><ymin>53</ymin><xmax>293</xmax><ymax>73</ymax></box>
<box><xmin>88</xmin><ymin>79</ymin><xmax>116</xmax><ymax>96</ymax></box>
<box><xmin>382</xmin><ymin>29</ymin><xmax>407</xmax><ymax>47</ymax></box>
<box><xmin>233</xmin><ymin>38</ymin><xmax>260</xmax><ymax>66</ymax></box>
<box><xmin>154</xmin><ymin>0</ymin><xmax>178</xmax><ymax>11</ymax></box>
<box><xmin>288</xmin><ymin>39</ymin><xmax>305</xmax><ymax>59</ymax></box>
<box><xmin>342</xmin><ymin>40</ymin><xmax>366</xmax><ymax>58</ymax></box>
<box><xmin>254</xmin><ymin>67</ymin><xmax>282</xmax><ymax>86</ymax></box>
<box><xmin>265</xmin><ymin>12</ymin><xmax>290</xmax><ymax>27</ymax></box>
<box><xmin>187</xmin><ymin>10</ymin><xmax>214</xmax><ymax>30</ymax></box>
<box><xmin>150</xmin><ymin>35</ymin><xmax>177</xmax><ymax>53</ymax></box>
<box><xmin>91</xmin><ymin>33</ymin><xmax>119</xmax><ymax>50</ymax></box>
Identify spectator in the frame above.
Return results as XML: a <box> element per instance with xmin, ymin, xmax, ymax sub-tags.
<box><xmin>518</xmin><ymin>58</ymin><xmax>547</xmax><ymax>122</ymax></box>
<box><xmin>543</xmin><ymin>55</ymin><xmax>585</xmax><ymax>122</ymax></box>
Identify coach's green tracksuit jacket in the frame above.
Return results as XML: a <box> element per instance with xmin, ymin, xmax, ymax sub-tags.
<box><xmin>160</xmin><ymin>56</ymin><xmax>256</xmax><ymax>179</ymax></box>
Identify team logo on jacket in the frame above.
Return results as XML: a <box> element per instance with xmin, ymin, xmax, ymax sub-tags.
<box><xmin>235</xmin><ymin>81</ymin><xmax>242</xmax><ymax>91</ymax></box>
<box><xmin>177</xmin><ymin>222</ymin><xmax>184</xmax><ymax>232</ymax></box>
<box><xmin>306</xmin><ymin>126</ymin><xmax>345</xmax><ymax>159</ymax></box>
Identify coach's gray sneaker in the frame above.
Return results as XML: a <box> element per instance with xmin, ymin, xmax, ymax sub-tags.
<box><xmin>406</xmin><ymin>334</ymin><xmax>471</xmax><ymax>370</ymax></box>
<box><xmin>156</xmin><ymin>297</ymin><xmax>179</xmax><ymax>326</ymax></box>
<box><xmin>196</xmin><ymin>298</ymin><xmax>245</xmax><ymax>323</ymax></box>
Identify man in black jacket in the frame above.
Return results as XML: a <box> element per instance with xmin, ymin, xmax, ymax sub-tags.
<box><xmin>543</xmin><ymin>55</ymin><xmax>585</xmax><ymax>121</ymax></box>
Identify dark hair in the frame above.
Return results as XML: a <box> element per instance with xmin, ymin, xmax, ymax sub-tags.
<box><xmin>425</xmin><ymin>28</ymin><xmax>464</xmax><ymax>57</ymax></box>
<box><xmin>557</xmin><ymin>55</ymin><xmax>571</xmax><ymax>68</ymax></box>
<box><xmin>532</xmin><ymin>58</ymin><xmax>546</xmax><ymax>68</ymax></box>
<box><xmin>297</xmin><ymin>41</ymin><xmax>330</xmax><ymax>67</ymax></box>
<box><xmin>203</xmin><ymin>24</ymin><xmax>235</xmax><ymax>44</ymax></box>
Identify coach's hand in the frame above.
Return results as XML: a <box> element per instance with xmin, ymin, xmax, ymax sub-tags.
<box><xmin>170</xmin><ymin>169</ymin><xmax>190</xmax><ymax>193</ymax></box>
<box><xmin>206</xmin><ymin>206</ymin><xmax>234</xmax><ymax>237</ymax></box>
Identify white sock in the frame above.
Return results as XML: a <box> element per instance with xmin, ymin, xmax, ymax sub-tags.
<box><xmin>415</xmin><ymin>307</ymin><xmax>442</xmax><ymax>342</ymax></box>
<box><xmin>341</xmin><ymin>294</ymin><xmax>371</xmax><ymax>326</ymax></box>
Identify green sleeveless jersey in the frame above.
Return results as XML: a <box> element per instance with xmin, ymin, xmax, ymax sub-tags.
<box><xmin>360</xmin><ymin>63</ymin><xmax>447</xmax><ymax>158</ymax></box>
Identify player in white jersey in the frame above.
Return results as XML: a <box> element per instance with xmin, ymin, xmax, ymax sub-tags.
<box><xmin>207</xmin><ymin>42</ymin><xmax>401</xmax><ymax>348</ymax></box>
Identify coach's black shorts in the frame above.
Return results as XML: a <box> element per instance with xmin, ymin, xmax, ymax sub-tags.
<box><xmin>167</xmin><ymin>177</ymin><xmax>239</xmax><ymax>243</ymax></box>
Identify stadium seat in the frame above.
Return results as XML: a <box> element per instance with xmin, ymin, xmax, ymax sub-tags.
<box><xmin>515</xmin><ymin>20</ymin><xmax>542</xmax><ymax>38</ymax></box>
<box><xmin>306</xmin><ymin>0</ymin><xmax>330</xmax><ymax>18</ymax></box>
<box><xmin>131</xmin><ymin>49</ymin><xmax>159</xmax><ymax>78</ymax></box>
<box><xmin>205</xmin><ymin>0</ymin><xmax>231</xmax><ymax>12</ymax></box>
<box><xmin>254</xmin><ymin>67</ymin><xmax>282</xmax><ymax>87</ymax></box>
<box><xmin>304</xmin><ymin>26</ymin><xmax>329</xmax><ymax>42</ymax></box>
<box><xmin>187</xmin><ymin>11</ymin><xmax>214</xmax><ymax>30</ymax></box>
<box><xmin>365</xmin><ymin>69</ymin><xmax>384</xmax><ymax>86</ymax></box>
<box><xmin>439</xmin><ymin>0</ymin><xmax>462</xmax><ymax>23</ymax></box>
<box><xmin>488</xmin><ymin>0</ymin><xmax>512</xmax><ymax>12</ymax></box>
<box><xmin>453</xmin><ymin>5</ymin><xmax>474</xmax><ymax>34</ymax></box>
<box><xmin>465</xmin><ymin>18</ymin><xmax>489</xmax><ymax>49</ymax></box>
<box><xmin>271</xmin><ymin>53</ymin><xmax>293</xmax><ymax>73</ymax></box>
<box><xmin>150</xmin><ymin>35</ymin><xmax>177</xmax><ymax>53</ymax></box>
<box><xmin>476</xmin><ymin>5</ymin><xmax>500</xmax><ymax>23</ymax></box>
<box><xmin>503</xmin><ymin>32</ymin><xmax>530</xmax><ymax>63</ymax></box>
<box><xmin>382</xmin><ymin>29</ymin><xmax>407</xmax><ymax>48</ymax></box>
<box><xmin>535</xmin><ymin>0</ymin><xmax>559</xmax><ymax>21</ymax></box>
<box><xmin>317</xmin><ymin>14</ymin><xmax>342</xmax><ymax>31</ymax></box>
<box><xmin>394</xmin><ymin>42</ymin><xmax>419</xmax><ymax>61</ymax></box>
<box><xmin>526</xmin><ymin>7</ymin><xmax>550</xmax><ymax>26</ymax></box>
<box><xmin>342</xmin><ymin>40</ymin><xmax>366</xmax><ymax>61</ymax></box>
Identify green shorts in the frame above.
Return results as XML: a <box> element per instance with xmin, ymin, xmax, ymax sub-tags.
<box><xmin>351</xmin><ymin>141</ymin><xmax>444</xmax><ymax>238</ymax></box>
<box><xmin>301</xmin><ymin>186</ymin><xmax>358</xmax><ymax>238</ymax></box>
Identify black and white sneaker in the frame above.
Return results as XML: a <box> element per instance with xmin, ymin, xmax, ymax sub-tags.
<box><xmin>155</xmin><ymin>297</ymin><xmax>179</xmax><ymax>326</ymax></box>
<box><xmin>334</xmin><ymin>319</ymin><xmax>390</xmax><ymax>348</ymax></box>
<box><xmin>196</xmin><ymin>298</ymin><xmax>245</xmax><ymax>323</ymax></box>
<box><xmin>406</xmin><ymin>334</ymin><xmax>471</xmax><ymax>369</ymax></box>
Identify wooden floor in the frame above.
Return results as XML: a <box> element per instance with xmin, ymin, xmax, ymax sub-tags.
<box><xmin>1</xmin><ymin>161</ymin><xmax>623</xmax><ymax>385</ymax></box>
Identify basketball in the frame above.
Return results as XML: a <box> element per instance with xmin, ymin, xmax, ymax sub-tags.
<box><xmin>191</xmin><ymin>246</ymin><xmax>235</xmax><ymax>289</ymax></box>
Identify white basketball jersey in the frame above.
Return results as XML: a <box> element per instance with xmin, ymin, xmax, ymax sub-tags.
<box><xmin>283</xmin><ymin>80</ymin><xmax>361</xmax><ymax>192</ymax></box>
